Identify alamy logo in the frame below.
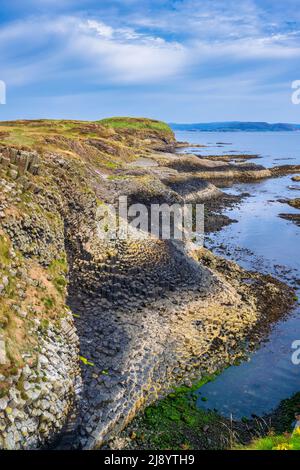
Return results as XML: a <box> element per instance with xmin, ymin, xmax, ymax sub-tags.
<box><xmin>96</xmin><ymin>196</ymin><xmax>204</xmax><ymax>245</ymax></box>
<box><xmin>291</xmin><ymin>80</ymin><xmax>300</xmax><ymax>105</ymax></box>
<box><xmin>291</xmin><ymin>340</ymin><xmax>300</xmax><ymax>365</ymax></box>
<box><xmin>0</xmin><ymin>81</ymin><xmax>6</xmax><ymax>105</ymax></box>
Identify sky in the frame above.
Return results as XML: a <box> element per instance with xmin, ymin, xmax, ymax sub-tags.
<box><xmin>0</xmin><ymin>0</ymin><xmax>300</xmax><ymax>122</ymax></box>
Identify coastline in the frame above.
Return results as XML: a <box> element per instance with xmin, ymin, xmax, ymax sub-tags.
<box><xmin>0</xmin><ymin>119</ymin><xmax>298</xmax><ymax>450</ymax></box>
<box><xmin>108</xmin><ymin>138</ymin><xmax>300</xmax><ymax>451</ymax></box>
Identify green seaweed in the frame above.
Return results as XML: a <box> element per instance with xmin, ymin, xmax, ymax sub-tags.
<box><xmin>79</xmin><ymin>356</ymin><xmax>94</xmax><ymax>367</ymax></box>
<box><xmin>128</xmin><ymin>373</ymin><xmax>219</xmax><ymax>450</ymax></box>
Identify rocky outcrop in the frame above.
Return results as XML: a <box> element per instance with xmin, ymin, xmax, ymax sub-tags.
<box><xmin>147</xmin><ymin>152</ymin><xmax>272</xmax><ymax>180</ymax></box>
<box><xmin>0</xmin><ymin>316</ymin><xmax>80</xmax><ymax>449</ymax></box>
<box><xmin>0</xmin><ymin>168</ymin><xmax>82</xmax><ymax>449</ymax></box>
<box><xmin>0</xmin><ymin>119</ymin><xmax>295</xmax><ymax>450</ymax></box>
<box><xmin>0</xmin><ymin>147</ymin><xmax>40</xmax><ymax>179</ymax></box>
<box><xmin>272</xmin><ymin>165</ymin><xmax>300</xmax><ymax>177</ymax></box>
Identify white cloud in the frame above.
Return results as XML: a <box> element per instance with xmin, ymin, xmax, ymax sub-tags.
<box><xmin>1</xmin><ymin>6</ymin><xmax>300</xmax><ymax>91</ymax></box>
<box><xmin>191</xmin><ymin>35</ymin><xmax>300</xmax><ymax>62</ymax></box>
<box><xmin>72</xmin><ymin>19</ymin><xmax>186</xmax><ymax>83</ymax></box>
<box><xmin>0</xmin><ymin>16</ymin><xmax>188</xmax><ymax>86</ymax></box>
<box><xmin>84</xmin><ymin>20</ymin><xmax>114</xmax><ymax>39</ymax></box>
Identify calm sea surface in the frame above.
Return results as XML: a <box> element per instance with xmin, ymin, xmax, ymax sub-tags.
<box><xmin>175</xmin><ymin>131</ymin><xmax>300</xmax><ymax>419</ymax></box>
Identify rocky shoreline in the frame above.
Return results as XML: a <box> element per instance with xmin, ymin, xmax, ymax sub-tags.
<box><xmin>116</xmin><ymin>386</ymin><xmax>300</xmax><ymax>451</ymax></box>
<box><xmin>0</xmin><ymin>118</ymin><xmax>298</xmax><ymax>449</ymax></box>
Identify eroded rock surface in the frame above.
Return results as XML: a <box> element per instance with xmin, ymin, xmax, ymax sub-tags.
<box><xmin>0</xmin><ymin>119</ymin><xmax>295</xmax><ymax>450</ymax></box>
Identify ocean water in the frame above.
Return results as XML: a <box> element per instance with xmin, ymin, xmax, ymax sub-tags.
<box><xmin>175</xmin><ymin>131</ymin><xmax>300</xmax><ymax>419</ymax></box>
<box><xmin>176</xmin><ymin>130</ymin><xmax>300</xmax><ymax>168</ymax></box>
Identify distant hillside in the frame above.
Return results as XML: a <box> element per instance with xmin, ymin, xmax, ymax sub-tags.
<box><xmin>170</xmin><ymin>122</ymin><xmax>300</xmax><ymax>132</ymax></box>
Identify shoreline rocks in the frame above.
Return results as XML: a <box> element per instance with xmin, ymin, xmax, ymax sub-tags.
<box><xmin>0</xmin><ymin>121</ymin><xmax>297</xmax><ymax>450</ymax></box>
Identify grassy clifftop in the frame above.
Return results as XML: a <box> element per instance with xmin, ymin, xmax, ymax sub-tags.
<box><xmin>0</xmin><ymin>117</ymin><xmax>176</xmax><ymax>172</ymax></box>
<box><xmin>0</xmin><ymin>116</ymin><xmax>176</xmax><ymax>382</ymax></box>
<box><xmin>0</xmin><ymin>117</ymin><xmax>174</xmax><ymax>148</ymax></box>
<box><xmin>98</xmin><ymin>117</ymin><xmax>173</xmax><ymax>133</ymax></box>
<box><xmin>0</xmin><ymin>116</ymin><xmax>297</xmax><ymax>449</ymax></box>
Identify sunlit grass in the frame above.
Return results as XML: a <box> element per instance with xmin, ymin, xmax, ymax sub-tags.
<box><xmin>99</xmin><ymin>117</ymin><xmax>173</xmax><ymax>133</ymax></box>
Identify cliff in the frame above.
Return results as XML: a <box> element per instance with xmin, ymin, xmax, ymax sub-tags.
<box><xmin>0</xmin><ymin>118</ymin><xmax>294</xmax><ymax>449</ymax></box>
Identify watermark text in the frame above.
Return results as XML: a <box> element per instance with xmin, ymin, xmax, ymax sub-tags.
<box><xmin>96</xmin><ymin>196</ymin><xmax>204</xmax><ymax>245</ymax></box>
<box><xmin>0</xmin><ymin>81</ymin><xmax>6</xmax><ymax>105</ymax></box>
<box><xmin>292</xmin><ymin>340</ymin><xmax>300</xmax><ymax>365</ymax></box>
<box><xmin>291</xmin><ymin>80</ymin><xmax>300</xmax><ymax>105</ymax></box>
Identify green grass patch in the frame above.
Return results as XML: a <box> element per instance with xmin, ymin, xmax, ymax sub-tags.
<box><xmin>238</xmin><ymin>392</ymin><xmax>300</xmax><ymax>450</ymax></box>
<box><xmin>53</xmin><ymin>275</ymin><xmax>67</xmax><ymax>294</ymax></box>
<box><xmin>98</xmin><ymin>117</ymin><xmax>173</xmax><ymax>134</ymax></box>
<box><xmin>42</xmin><ymin>296</ymin><xmax>56</xmax><ymax>309</ymax></box>
<box><xmin>79</xmin><ymin>356</ymin><xmax>94</xmax><ymax>367</ymax></box>
<box><xmin>107</xmin><ymin>174</ymin><xmax>130</xmax><ymax>181</ymax></box>
<box><xmin>0</xmin><ymin>235</ymin><xmax>10</xmax><ymax>266</ymax></box>
<box><xmin>104</xmin><ymin>162</ymin><xmax>119</xmax><ymax>169</ymax></box>
<box><xmin>128</xmin><ymin>374</ymin><xmax>219</xmax><ymax>450</ymax></box>
<box><xmin>48</xmin><ymin>256</ymin><xmax>68</xmax><ymax>294</ymax></box>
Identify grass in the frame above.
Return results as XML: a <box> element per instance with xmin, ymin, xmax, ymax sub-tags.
<box><xmin>107</xmin><ymin>174</ymin><xmax>130</xmax><ymax>181</ymax></box>
<box><xmin>105</xmin><ymin>162</ymin><xmax>119</xmax><ymax>169</ymax></box>
<box><xmin>0</xmin><ymin>119</ymin><xmax>103</xmax><ymax>149</ymax></box>
<box><xmin>241</xmin><ymin>428</ymin><xmax>300</xmax><ymax>450</ymax></box>
<box><xmin>124</xmin><ymin>378</ymin><xmax>300</xmax><ymax>451</ymax></box>
<box><xmin>0</xmin><ymin>118</ymin><xmax>173</xmax><ymax>150</ymax></box>
<box><xmin>124</xmin><ymin>374</ymin><xmax>220</xmax><ymax>450</ymax></box>
<box><xmin>0</xmin><ymin>117</ymin><xmax>173</xmax><ymax>171</ymax></box>
<box><xmin>42</xmin><ymin>296</ymin><xmax>56</xmax><ymax>309</ymax></box>
<box><xmin>98</xmin><ymin>117</ymin><xmax>173</xmax><ymax>133</ymax></box>
<box><xmin>48</xmin><ymin>257</ymin><xmax>68</xmax><ymax>295</ymax></box>
<box><xmin>79</xmin><ymin>356</ymin><xmax>94</xmax><ymax>367</ymax></box>
<box><xmin>237</xmin><ymin>392</ymin><xmax>300</xmax><ymax>451</ymax></box>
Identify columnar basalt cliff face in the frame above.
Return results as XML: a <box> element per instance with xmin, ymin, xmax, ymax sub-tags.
<box><xmin>0</xmin><ymin>118</ymin><xmax>294</xmax><ymax>449</ymax></box>
<box><xmin>0</xmin><ymin>169</ymin><xmax>81</xmax><ymax>449</ymax></box>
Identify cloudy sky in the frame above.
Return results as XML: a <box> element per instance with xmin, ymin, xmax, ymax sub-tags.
<box><xmin>0</xmin><ymin>0</ymin><xmax>300</xmax><ymax>122</ymax></box>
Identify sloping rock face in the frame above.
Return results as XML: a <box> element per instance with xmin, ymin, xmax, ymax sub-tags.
<box><xmin>0</xmin><ymin>119</ymin><xmax>294</xmax><ymax>449</ymax></box>
<box><xmin>0</xmin><ymin>172</ymin><xmax>81</xmax><ymax>449</ymax></box>
<box><xmin>59</xmin><ymin>201</ymin><xmax>293</xmax><ymax>449</ymax></box>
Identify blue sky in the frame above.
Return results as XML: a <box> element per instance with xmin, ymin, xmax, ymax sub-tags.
<box><xmin>1</xmin><ymin>0</ymin><xmax>300</xmax><ymax>122</ymax></box>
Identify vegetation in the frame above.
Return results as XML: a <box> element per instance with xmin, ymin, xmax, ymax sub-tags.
<box><xmin>0</xmin><ymin>119</ymin><xmax>102</xmax><ymax>148</ymax></box>
<box><xmin>237</xmin><ymin>392</ymin><xmax>300</xmax><ymax>450</ymax></box>
<box><xmin>0</xmin><ymin>234</ymin><xmax>10</xmax><ymax>266</ymax></box>
<box><xmin>122</xmin><ymin>382</ymin><xmax>300</xmax><ymax>451</ymax></box>
<box><xmin>0</xmin><ymin>117</ymin><xmax>174</xmax><ymax>172</ymax></box>
<box><xmin>122</xmin><ymin>375</ymin><xmax>222</xmax><ymax>450</ymax></box>
<box><xmin>241</xmin><ymin>429</ymin><xmax>300</xmax><ymax>450</ymax></box>
<box><xmin>105</xmin><ymin>162</ymin><xmax>119</xmax><ymax>169</ymax></box>
<box><xmin>0</xmin><ymin>231</ymin><xmax>69</xmax><ymax>374</ymax></box>
<box><xmin>288</xmin><ymin>198</ymin><xmax>300</xmax><ymax>209</ymax></box>
<box><xmin>48</xmin><ymin>257</ymin><xmax>68</xmax><ymax>295</ymax></box>
<box><xmin>79</xmin><ymin>356</ymin><xmax>94</xmax><ymax>367</ymax></box>
<box><xmin>99</xmin><ymin>117</ymin><xmax>173</xmax><ymax>133</ymax></box>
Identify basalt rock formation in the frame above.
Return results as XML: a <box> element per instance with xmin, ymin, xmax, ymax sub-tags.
<box><xmin>0</xmin><ymin>118</ymin><xmax>295</xmax><ymax>449</ymax></box>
